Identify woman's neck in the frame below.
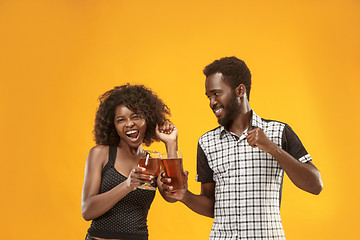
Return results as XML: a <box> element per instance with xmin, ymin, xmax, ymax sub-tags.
<box><xmin>117</xmin><ymin>141</ymin><xmax>142</xmax><ymax>157</ymax></box>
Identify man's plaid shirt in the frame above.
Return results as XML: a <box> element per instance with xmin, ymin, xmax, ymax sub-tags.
<box><xmin>196</xmin><ymin>111</ymin><xmax>311</xmax><ymax>240</ymax></box>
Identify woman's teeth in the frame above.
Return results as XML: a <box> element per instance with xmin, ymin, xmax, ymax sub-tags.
<box><xmin>126</xmin><ymin>130</ymin><xmax>139</xmax><ymax>139</ymax></box>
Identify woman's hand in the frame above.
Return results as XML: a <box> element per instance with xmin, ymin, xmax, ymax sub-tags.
<box><xmin>125</xmin><ymin>166</ymin><xmax>154</xmax><ymax>191</ymax></box>
<box><xmin>156</xmin><ymin>123</ymin><xmax>178</xmax><ymax>144</ymax></box>
<box><xmin>156</xmin><ymin>123</ymin><xmax>178</xmax><ymax>153</ymax></box>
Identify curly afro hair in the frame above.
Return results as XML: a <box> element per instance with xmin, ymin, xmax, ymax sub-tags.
<box><xmin>94</xmin><ymin>84</ymin><xmax>170</xmax><ymax>146</ymax></box>
<box><xmin>203</xmin><ymin>56</ymin><xmax>252</xmax><ymax>100</ymax></box>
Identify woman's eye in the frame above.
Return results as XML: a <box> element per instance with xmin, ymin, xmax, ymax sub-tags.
<box><xmin>116</xmin><ymin>119</ymin><xmax>124</xmax><ymax>123</ymax></box>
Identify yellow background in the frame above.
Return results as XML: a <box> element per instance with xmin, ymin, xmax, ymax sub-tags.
<box><xmin>0</xmin><ymin>0</ymin><xmax>359</xmax><ymax>239</ymax></box>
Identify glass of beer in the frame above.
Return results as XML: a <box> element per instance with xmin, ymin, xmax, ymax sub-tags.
<box><xmin>161</xmin><ymin>151</ymin><xmax>185</xmax><ymax>191</ymax></box>
<box><xmin>137</xmin><ymin>151</ymin><xmax>161</xmax><ymax>191</ymax></box>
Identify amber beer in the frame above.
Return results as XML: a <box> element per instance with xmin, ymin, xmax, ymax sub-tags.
<box><xmin>137</xmin><ymin>151</ymin><xmax>161</xmax><ymax>190</ymax></box>
<box><xmin>138</xmin><ymin>157</ymin><xmax>160</xmax><ymax>176</ymax></box>
<box><xmin>161</xmin><ymin>151</ymin><xmax>185</xmax><ymax>191</ymax></box>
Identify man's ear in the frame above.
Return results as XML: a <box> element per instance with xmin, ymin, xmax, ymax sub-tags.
<box><xmin>235</xmin><ymin>84</ymin><xmax>246</xmax><ymax>97</ymax></box>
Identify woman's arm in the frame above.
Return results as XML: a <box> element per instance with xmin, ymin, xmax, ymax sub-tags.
<box><xmin>81</xmin><ymin>146</ymin><xmax>152</xmax><ymax>221</ymax></box>
<box><xmin>155</xmin><ymin>123</ymin><xmax>180</xmax><ymax>202</ymax></box>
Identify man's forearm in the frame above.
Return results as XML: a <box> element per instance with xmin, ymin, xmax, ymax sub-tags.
<box><xmin>270</xmin><ymin>146</ymin><xmax>323</xmax><ymax>195</ymax></box>
<box><xmin>181</xmin><ymin>190</ymin><xmax>215</xmax><ymax>218</ymax></box>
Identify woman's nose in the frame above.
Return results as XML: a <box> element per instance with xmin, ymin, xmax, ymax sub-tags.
<box><xmin>126</xmin><ymin>120</ymin><xmax>135</xmax><ymax>127</ymax></box>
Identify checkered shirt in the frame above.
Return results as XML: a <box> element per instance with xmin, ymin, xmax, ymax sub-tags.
<box><xmin>197</xmin><ymin>111</ymin><xmax>311</xmax><ymax>240</ymax></box>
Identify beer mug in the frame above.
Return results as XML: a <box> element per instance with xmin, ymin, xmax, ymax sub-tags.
<box><xmin>161</xmin><ymin>151</ymin><xmax>185</xmax><ymax>191</ymax></box>
<box><xmin>137</xmin><ymin>151</ymin><xmax>161</xmax><ymax>191</ymax></box>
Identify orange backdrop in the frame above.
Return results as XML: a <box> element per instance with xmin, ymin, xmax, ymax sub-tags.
<box><xmin>0</xmin><ymin>0</ymin><xmax>359</xmax><ymax>239</ymax></box>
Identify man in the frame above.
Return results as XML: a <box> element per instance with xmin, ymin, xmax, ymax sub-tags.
<box><xmin>161</xmin><ymin>56</ymin><xmax>323</xmax><ymax>239</ymax></box>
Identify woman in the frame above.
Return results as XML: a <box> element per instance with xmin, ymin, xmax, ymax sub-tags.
<box><xmin>81</xmin><ymin>84</ymin><xmax>177</xmax><ymax>240</ymax></box>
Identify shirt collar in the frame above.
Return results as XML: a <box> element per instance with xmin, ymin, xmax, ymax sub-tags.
<box><xmin>219</xmin><ymin>110</ymin><xmax>263</xmax><ymax>139</ymax></box>
<box><xmin>250</xmin><ymin>110</ymin><xmax>263</xmax><ymax>129</ymax></box>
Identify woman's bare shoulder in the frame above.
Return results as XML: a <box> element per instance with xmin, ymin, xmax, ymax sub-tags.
<box><xmin>87</xmin><ymin>145</ymin><xmax>109</xmax><ymax>167</ymax></box>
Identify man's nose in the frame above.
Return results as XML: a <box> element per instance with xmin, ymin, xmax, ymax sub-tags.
<box><xmin>210</xmin><ymin>97</ymin><xmax>218</xmax><ymax>108</ymax></box>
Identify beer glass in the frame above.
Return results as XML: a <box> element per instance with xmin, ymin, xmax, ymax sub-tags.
<box><xmin>161</xmin><ymin>151</ymin><xmax>185</xmax><ymax>191</ymax></box>
<box><xmin>137</xmin><ymin>151</ymin><xmax>161</xmax><ymax>191</ymax></box>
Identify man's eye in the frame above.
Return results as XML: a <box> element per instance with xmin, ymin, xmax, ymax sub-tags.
<box><xmin>214</xmin><ymin>92</ymin><xmax>220</xmax><ymax>96</ymax></box>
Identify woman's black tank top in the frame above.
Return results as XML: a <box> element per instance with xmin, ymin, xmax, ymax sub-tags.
<box><xmin>87</xmin><ymin>146</ymin><xmax>157</xmax><ymax>240</ymax></box>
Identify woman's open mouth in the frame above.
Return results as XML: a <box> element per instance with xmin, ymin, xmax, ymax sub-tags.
<box><xmin>125</xmin><ymin>129</ymin><xmax>140</xmax><ymax>142</ymax></box>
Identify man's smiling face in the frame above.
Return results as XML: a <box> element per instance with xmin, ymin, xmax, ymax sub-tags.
<box><xmin>205</xmin><ymin>72</ymin><xmax>240</xmax><ymax>127</ymax></box>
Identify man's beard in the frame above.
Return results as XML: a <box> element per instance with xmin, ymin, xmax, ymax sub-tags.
<box><xmin>218</xmin><ymin>92</ymin><xmax>240</xmax><ymax>127</ymax></box>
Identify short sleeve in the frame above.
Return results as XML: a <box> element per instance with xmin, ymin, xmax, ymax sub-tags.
<box><xmin>282</xmin><ymin>124</ymin><xmax>312</xmax><ymax>163</ymax></box>
<box><xmin>196</xmin><ymin>143</ymin><xmax>214</xmax><ymax>182</ymax></box>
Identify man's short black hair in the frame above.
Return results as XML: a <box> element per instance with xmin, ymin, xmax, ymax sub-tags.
<box><xmin>203</xmin><ymin>56</ymin><xmax>252</xmax><ymax>100</ymax></box>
